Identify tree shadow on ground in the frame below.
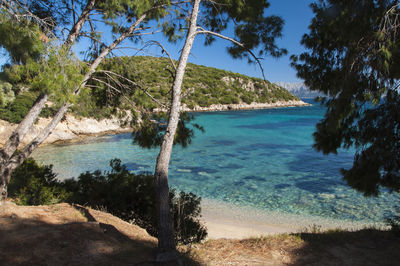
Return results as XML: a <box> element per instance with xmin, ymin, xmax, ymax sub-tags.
<box><xmin>3</xmin><ymin>203</ymin><xmax>398</xmax><ymax>265</ymax></box>
<box><xmin>0</xmin><ymin>205</ymin><xmax>200</xmax><ymax>266</ymax></box>
<box><xmin>179</xmin><ymin>228</ymin><xmax>400</xmax><ymax>265</ymax></box>
<box><xmin>291</xmin><ymin>228</ymin><xmax>400</xmax><ymax>265</ymax></box>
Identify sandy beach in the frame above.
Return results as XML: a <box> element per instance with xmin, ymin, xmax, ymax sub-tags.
<box><xmin>200</xmin><ymin>198</ymin><xmax>386</xmax><ymax>239</ymax></box>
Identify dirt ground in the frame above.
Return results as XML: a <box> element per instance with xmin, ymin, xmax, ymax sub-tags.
<box><xmin>1</xmin><ymin>201</ymin><xmax>399</xmax><ymax>265</ymax></box>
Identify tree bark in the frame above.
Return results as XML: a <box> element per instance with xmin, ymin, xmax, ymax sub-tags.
<box><xmin>154</xmin><ymin>0</ymin><xmax>201</xmax><ymax>261</ymax></box>
<box><xmin>0</xmin><ymin>8</ymin><xmax>150</xmax><ymax>205</ymax></box>
<box><xmin>0</xmin><ymin>0</ymin><xmax>96</xmax><ymax>161</ymax></box>
<box><xmin>0</xmin><ymin>93</ymin><xmax>48</xmax><ymax>163</ymax></box>
<box><xmin>0</xmin><ymin>93</ymin><xmax>48</xmax><ymax>204</ymax></box>
<box><xmin>8</xmin><ymin>103</ymin><xmax>70</xmax><ymax>172</ymax></box>
<box><xmin>64</xmin><ymin>0</ymin><xmax>96</xmax><ymax>49</ymax></box>
<box><xmin>0</xmin><ymin>1</ymin><xmax>98</xmax><ymax>204</ymax></box>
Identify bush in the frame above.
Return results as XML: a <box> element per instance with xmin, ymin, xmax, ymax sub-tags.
<box><xmin>0</xmin><ymin>81</ymin><xmax>15</xmax><ymax>107</ymax></box>
<box><xmin>172</xmin><ymin>190</ymin><xmax>207</xmax><ymax>244</ymax></box>
<box><xmin>0</xmin><ymin>92</ymin><xmax>36</xmax><ymax>123</ymax></box>
<box><xmin>64</xmin><ymin>158</ymin><xmax>207</xmax><ymax>244</ymax></box>
<box><xmin>240</xmin><ymin>93</ymin><xmax>254</xmax><ymax>104</ymax></box>
<box><xmin>220</xmin><ymin>95</ymin><xmax>239</xmax><ymax>105</ymax></box>
<box><xmin>0</xmin><ymin>91</ymin><xmax>57</xmax><ymax>123</ymax></box>
<box><xmin>10</xmin><ymin>158</ymin><xmax>207</xmax><ymax>244</ymax></box>
<box><xmin>8</xmin><ymin>158</ymin><xmax>70</xmax><ymax>205</ymax></box>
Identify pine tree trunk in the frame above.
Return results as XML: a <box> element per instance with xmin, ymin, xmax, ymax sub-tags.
<box><xmin>0</xmin><ymin>93</ymin><xmax>48</xmax><ymax>163</ymax></box>
<box><xmin>154</xmin><ymin>0</ymin><xmax>201</xmax><ymax>261</ymax></box>
<box><xmin>9</xmin><ymin>103</ymin><xmax>70</xmax><ymax>171</ymax></box>
<box><xmin>0</xmin><ymin>0</ymin><xmax>96</xmax><ymax>205</ymax></box>
<box><xmin>0</xmin><ymin>167</ymin><xmax>11</xmax><ymax>204</ymax></box>
<box><xmin>0</xmin><ymin>8</ymin><xmax>149</xmax><ymax>205</ymax></box>
<box><xmin>64</xmin><ymin>0</ymin><xmax>96</xmax><ymax>48</ymax></box>
<box><xmin>0</xmin><ymin>93</ymin><xmax>48</xmax><ymax>205</ymax></box>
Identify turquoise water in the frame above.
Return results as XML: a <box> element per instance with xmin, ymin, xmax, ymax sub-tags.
<box><xmin>32</xmin><ymin>102</ymin><xmax>399</xmax><ymax>225</ymax></box>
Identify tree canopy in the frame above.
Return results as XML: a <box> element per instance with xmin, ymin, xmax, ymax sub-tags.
<box><xmin>0</xmin><ymin>0</ymin><xmax>179</xmax><ymax>205</ymax></box>
<box><xmin>291</xmin><ymin>0</ymin><xmax>400</xmax><ymax>196</ymax></box>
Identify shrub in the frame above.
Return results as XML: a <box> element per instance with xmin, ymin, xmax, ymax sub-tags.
<box><xmin>10</xmin><ymin>157</ymin><xmax>207</xmax><ymax>244</ymax></box>
<box><xmin>0</xmin><ymin>91</ymin><xmax>58</xmax><ymax>123</ymax></box>
<box><xmin>64</xmin><ymin>158</ymin><xmax>207</xmax><ymax>244</ymax></box>
<box><xmin>8</xmin><ymin>158</ymin><xmax>70</xmax><ymax>205</ymax></box>
<box><xmin>241</xmin><ymin>93</ymin><xmax>254</xmax><ymax>104</ymax></box>
<box><xmin>0</xmin><ymin>92</ymin><xmax>36</xmax><ymax>123</ymax></box>
<box><xmin>0</xmin><ymin>81</ymin><xmax>15</xmax><ymax>107</ymax></box>
<box><xmin>220</xmin><ymin>95</ymin><xmax>239</xmax><ymax>105</ymax></box>
<box><xmin>172</xmin><ymin>190</ymin><xmax>207</xmax><ymax>244</ymax></box>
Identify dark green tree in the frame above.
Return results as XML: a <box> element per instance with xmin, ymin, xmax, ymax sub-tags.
<box><xmin>291</xmin><ymin>0</ymin><xmax>400</xmax><ymax>196</ymax></box>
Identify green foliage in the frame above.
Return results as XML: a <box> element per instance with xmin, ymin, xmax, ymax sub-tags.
<box><xmin>10</xmin><ymin>157</ymin><xmax>207</xmax><ymax>244</ymax></box>
<box><xmin>63</xmin><ymin>158</ymin><xmax>207</xmax><ymax>244</ymax></box>
<box><xmin>71</xmin><ymin>87</ymin><xmax>118</xmax><ymax>120</ymax></box>
<box><xmin>90</xmin><ymin>56</ymin><xmax>297</xmax><ymax>115</ymax></box>
<box><xmin>0</xmin><ymin>92</ymin><xmax>36</xmax><ymax>123</ymax></box>
<box><xmin>291</xmin><ymin>0</ymin><xmax>400</xmax><ymax>196</ymax></box>
<box><xmin>63</xmin><ymin>158</ymin><xmax>157</xmax><ymax>232</ymax></box>
<box><xmin>0</xmin><ymin>91</ymin><xmax>56</xmax><ymax>123</ymax></box>
<box><xmin>131</xmin><ymin>113</ymin><xmax>165</xmax><ymax>148</ymax></box>
<box><xmin>132</xmin><ymin>112</ymin><xmax>204</xmax><ymax>149</ymax></box>
<box><xmin>0</xmin><ymin>13</ymin><xmax>45</xmax><ymax>64</ymax></box>
<box><xmin>8</xmin><ymin>158</ymin><xmax>70</xmax><ymax>205</ymax></box>
<box><xmin>172</xmin><ymin>190</ymin><xmax>207</xmax><ymax>244</ymax></box>
<box><xmin>5</xmin><ymin>46</ymin><xmax>84</xmax><ymax>102</ymax></box>
<box><xmin>0</xmin><ymin>81</ymin><xmax>15</xmax><ymax>107</ymax></box>
<box><xmin>182</xmin><ymin>1</ymin><xmax>288</xmax><ymax>62</ymax></box>
<box><xmin>340</xmin><ymin>90</ymin><xmax>400</xmax><ymax>196</ymax></box>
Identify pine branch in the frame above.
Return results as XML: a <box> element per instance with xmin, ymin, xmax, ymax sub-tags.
<box><xmin>98</xmin><ymin>70</ymin><xmax>168</xmax><ymax>108</ymax></box>
<box><xmin>196</xmin><ymin>27</ymin><xmax>267</xmax><ymax>82</ymax></box>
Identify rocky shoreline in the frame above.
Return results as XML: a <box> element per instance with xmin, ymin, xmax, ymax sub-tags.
<box><xmin>0</xmin><ymin>100</ymin><xmax>309</xmax><ymax>147</ymax></box>
<box><xmin>155</xmin><ymin>99</ymin><xmax>309</xmax><ymax>112</ymax></box>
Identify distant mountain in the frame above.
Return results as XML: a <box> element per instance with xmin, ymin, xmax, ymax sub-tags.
<box><xmin>275</xmin><ymin>82</ymin><xmax>325</xmax><ymax>99</ymax></box>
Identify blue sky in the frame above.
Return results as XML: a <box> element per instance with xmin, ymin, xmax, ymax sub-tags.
<box><xmin>132</xmin><ymin>0</ymin><xmax>315</xmax><ymax>83</ymax></box>
<box><xmin>1</xmin><ymin>1</ymin><xmax>314</xmax><ymax>83</ymax></box>
<box><xmin>192</xmin><ymin>0</ymin><xmax>315</xmax><ymax>83</ymax></box>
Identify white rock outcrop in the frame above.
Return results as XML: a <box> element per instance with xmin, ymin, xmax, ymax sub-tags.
<box><xmin>0</xmin><ymin>115</ymin><xmax>131</xmax><ymax>147</ymax></box>
<box><xmin>154</xmin><ymin>99</ymin><xmax>310</xmax><ymax>113</ymax></box>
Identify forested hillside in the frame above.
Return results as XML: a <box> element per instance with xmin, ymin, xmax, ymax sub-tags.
<box><xmin>0</xmin><ymin>56</ymin><xmax>298</xmax><ymax>123</ymax></box>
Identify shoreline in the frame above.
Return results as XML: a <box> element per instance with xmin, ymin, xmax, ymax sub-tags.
<box><xmin>200</xmin><ymin>198</ymin><xmax>386</xmax><ymax>239</ymax></box>
<box><xmin>0</xmin><ymin>99</ymin><xmax>310</xmax><ymax>147</ymax></box>
<box><xmin>155</xmin><ymin>99</ymin><xmax>310</xmax><ymax>113</ymax></box>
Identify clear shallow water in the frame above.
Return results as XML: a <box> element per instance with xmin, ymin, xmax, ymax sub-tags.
<box><xmin>32</xmin><ymin>102</ymin><xmax>399</xmax><ymax>225</ymax></box>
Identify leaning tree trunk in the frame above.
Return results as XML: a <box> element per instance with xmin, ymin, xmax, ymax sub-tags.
<box><xmin>0</xmin><ymin>5</ymin><xmax>149</xmax><ymax>205</ymax></box>
<box><xmin>0</xmin><ymin>93</ymin><xmax>48</xmax><ymax>203</ymax></box>
<box><xmin>0</xmin><ymin>103</ymin><xmax>69</xmax><ymax>203</ymax></box>
<box><xmin>0</xmin><ymin>0</ymin><xmax>96</xmax><ymax>205</ymax></box>
<box><xmin>0</xmin><ymin>10</ymin><xmax>148</xmax><ymax>181</ymax></box>
<box><xmin>0</xmin><ymin>0</ymin><xmax>93</xmax><ymax>162</ymax></box>
<box><xmin>153</xmin><ymin>0</ymin><xmax>201</xmax><ymax>261</ymax></box>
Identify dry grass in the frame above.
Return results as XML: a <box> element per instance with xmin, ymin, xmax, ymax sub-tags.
<box><xmin>181</xmin><ymin>228</ymin><xmax>400</xmax><ymax>265</ymax></box>
<box><xmin>181</xmin><ymin>234</ymin><xmax>304</xmax><ymax>265</ymax></box>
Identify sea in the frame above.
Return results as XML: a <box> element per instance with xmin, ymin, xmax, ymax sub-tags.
<box><xmin>32</xmin><ymin>100</ymin><xmax>399</xmax><ymax>228</ymax></box>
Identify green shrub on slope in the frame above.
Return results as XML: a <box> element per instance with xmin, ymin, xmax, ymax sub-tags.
<box><xmin>10</xmin><ymin>158</ymin><xmax>207</xmax><ymax>245</ymax></box>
